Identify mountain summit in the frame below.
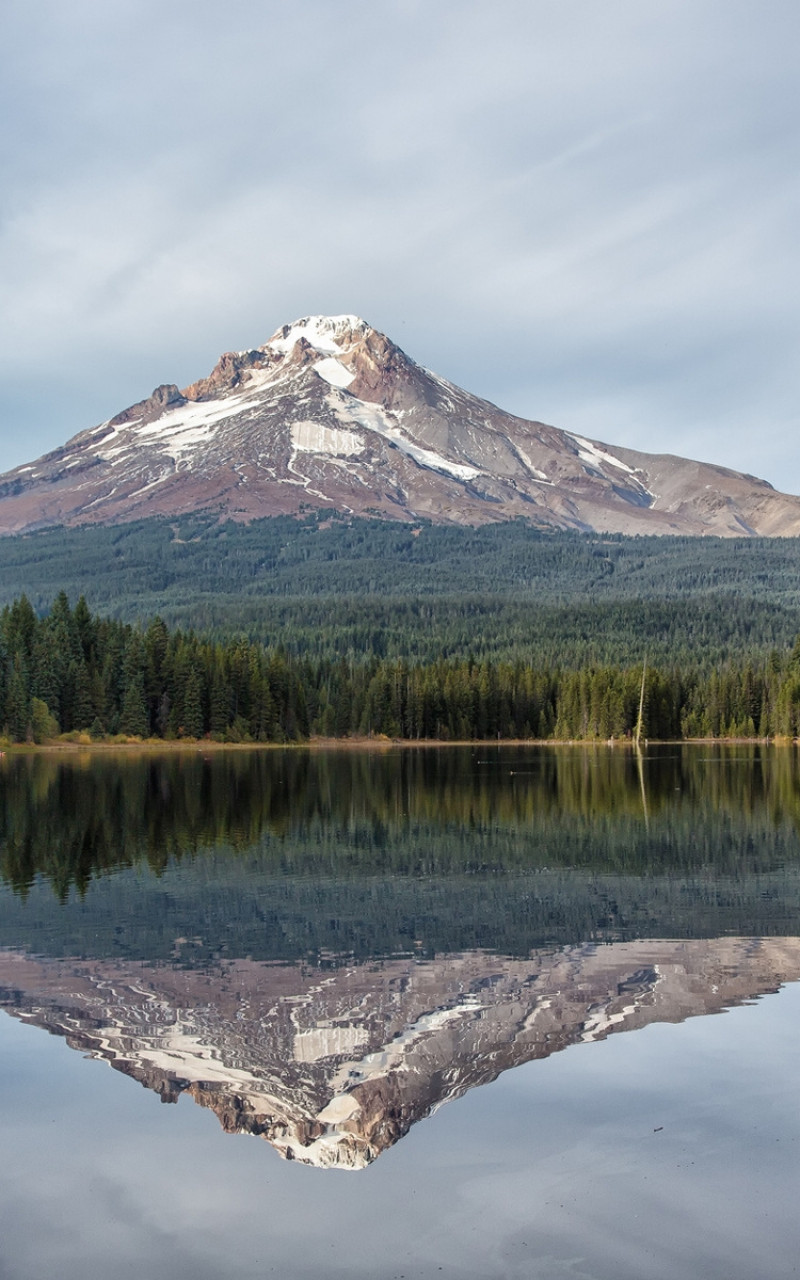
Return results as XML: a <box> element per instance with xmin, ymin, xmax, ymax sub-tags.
<box><xmin>2</xmin><ymin>314</ymin><xmax>799</xmax><ymax>536</ymax></box>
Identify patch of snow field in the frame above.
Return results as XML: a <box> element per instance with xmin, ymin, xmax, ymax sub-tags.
<box><xmin>291</xmin><ymin>422</ymin><xmax>364</xmax><ymax>457</ymax></box>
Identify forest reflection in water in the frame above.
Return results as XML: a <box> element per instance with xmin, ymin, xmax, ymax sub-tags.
<box><xmin>1</xmin><ymin>743</ymin><xmax>800</xmax><ymax>958</ymax></box>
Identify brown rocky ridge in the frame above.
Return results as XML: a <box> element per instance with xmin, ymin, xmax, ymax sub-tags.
<box><xmin>1</xmin><ymin>937</ymin><xmax>799</xmax><ymax>1170</ymax></box>
<box><xmin>1</xmin><ymin>314</ymin><xmax>799</xmax><ymax>536</ymax></box>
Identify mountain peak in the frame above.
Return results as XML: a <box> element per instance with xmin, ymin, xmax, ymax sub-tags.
<box><xmin>264</xmin><ymin>314</ymin><xmax>371</xmax><ymax>357</ymax></box>
<box><xmin>1</xmin><ymin>315</ymin><xmax>799</xmax><ymax>537</ymax></box>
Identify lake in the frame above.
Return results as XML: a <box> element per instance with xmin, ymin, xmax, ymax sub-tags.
<box><xmin>1</xmin><ymin>744</ymin><xmax>799</xmax><ymax>1278</ymax></box>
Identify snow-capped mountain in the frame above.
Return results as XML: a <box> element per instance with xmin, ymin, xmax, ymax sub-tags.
<box><xmin>1</xmin><ymin>938</ymin><xmax>798</xmax><ymax>1169</ymax></box>
<box><xmin>2</xmin><ymin>313</ymin><xmax>799</xmax><ymax>536</ymax></box>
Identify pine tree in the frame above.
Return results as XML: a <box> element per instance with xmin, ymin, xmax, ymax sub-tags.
<box><xmin>7</xmin><ymin>654</ymin><xmax>31</xmax><ymax>742</ymax></box>
<box><xmin>209</xmin><ymin>655</ymin><xmax>230</xmax><ymax>736</ymax></box>
<box><xmin>120</xmin><ymin>668</ymin><xmax>148</xmax><ymax>737</ymax></box>
<box><xmin>119</xmin><ymin>634</ymin><xmax>149</xmax><ymax>737</ymax></box>
<box><xmin>182</xmin><ymin>667</ymin><xmax>205</xmax><ymax>738</ymax></box>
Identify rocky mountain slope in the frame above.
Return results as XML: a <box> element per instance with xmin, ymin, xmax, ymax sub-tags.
<box><xmin>2</xmin><ymin>938</ymin><xmax>798</xmax><ymax>1169</ymax></box>
<box><xmin>2</xmin><ymin>314</ymin><xmax>799</xmax><ymax>537</ymax></box>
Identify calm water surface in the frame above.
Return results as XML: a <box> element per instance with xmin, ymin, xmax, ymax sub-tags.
<box><xmin>0</xmin><ymin>744</ymin><xmax>798</xmax><ymax>1279</ymax></box>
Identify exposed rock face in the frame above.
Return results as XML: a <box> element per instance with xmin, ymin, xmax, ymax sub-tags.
<box><xmin>104</xmin><ymin>383</ymin><xmax>188</xmax><ymax>429</ymax></box>
<box><xmin>1</xmin><ymin>937</ymin><xmax>799</xmax><ymax>1169</ymax></box>
<box><xmin>1</xmin><ymin>314</ymin><xmax>799</xmax><ymax>536</ymax></box>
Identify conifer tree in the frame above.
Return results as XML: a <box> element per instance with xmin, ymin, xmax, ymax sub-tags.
<box><xmin>7</xmin><ymin>654</ymin><xmax>31</xmax><ymax>742</ymax></box>
<box><xmin>182</xmin><ymin>667</ymin><xmax>205</xmax><ymax>739</ymax></box>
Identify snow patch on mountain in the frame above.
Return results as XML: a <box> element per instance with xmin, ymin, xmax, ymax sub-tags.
<box><xmin>514</xmin><ymin>445</ymin><xmax>552</xmax><ymax>483</ymax></box>
<box><xmin>98</xmin><ymin>396</ymin><xmax>252</xmax><ymax>464</ymax></box>
<box><xmin>291</xmin><ymin>422</ymin><xmax>364</xmax><ymax>457</ymax></box>
<box><xmin>127</xmin><ymin>472</ymin><xmax>177</xmax><ymax>499</ymax></box>
<box><xmin>393</xmin><ymin>437</ymin><xmax>482</xmax><ymax>483</ymax></box>
<box><xmin>314</xmin><ymin>358</ymin><xmax>356</xmax><ymax>389</ymax></box>
<box><xmin>330</xmin><ymin>998</ymin><xmax>482</xmax><ymax>1095</ymax></box>
<box><xmin>335</xmin><ymin>396</ymin><xmax>482</xmax><ymax>482</ymax></box>
<box><xmin>567</xmin><ymin>433</ymin><xmax>637</xmax><ymax>477</ymax></box>
<box><xmin>97</xmin><ymin>419</ymin><xmax>142</xmax><ymax>459</ymax></box>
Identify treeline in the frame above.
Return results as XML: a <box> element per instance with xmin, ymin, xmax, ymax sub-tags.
<box><xmin>3</xmin><ymin>594</ymin><xmax>800</xmax><ymax>744</ymax></box>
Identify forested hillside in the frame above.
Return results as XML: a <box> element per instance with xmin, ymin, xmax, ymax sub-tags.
<box><xmin>5</xmin><ymin>513</ymin><xmax>800</xmax><ymax>605</ymax></box>
<box><xmin>1</xmin><ymin>515</ymin><xmax>800</xmax><ymax>666</ymax></box>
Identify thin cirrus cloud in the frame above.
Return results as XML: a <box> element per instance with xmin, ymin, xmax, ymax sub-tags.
<box><xmin>0</xmin><ymin>0</ymin><xmax>798</xmax><ymax>490</ymax></box>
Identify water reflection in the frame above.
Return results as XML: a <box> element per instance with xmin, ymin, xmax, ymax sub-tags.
<box><xmin>2</xmin><ymin>746</ymin><xmax>800</xmax><ymax>960</ymax></box>
<box><xmin>1</xmin><ymin>745</ymin><xmax>800</xmax><ymax>1171</ymax></box>
<box><xmin>2</xmin><ymin>938</ymin><xmax>798</xmax><ymax>1169</ymax></box>
<box><xmin>3</xmin><ymin>743</ymin><xmax>800</xmax><ymax>900</ymax></box>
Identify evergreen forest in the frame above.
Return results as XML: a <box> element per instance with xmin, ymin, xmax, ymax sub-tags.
<box><xmin>3</xmin><ymin>588</ymin><xmax>800</xmax><ymax>744</ymax></box>
<box><xmin>1</xmin><ymin>515</ymin><xmax>800</xmax><ymax>670</ymax></box>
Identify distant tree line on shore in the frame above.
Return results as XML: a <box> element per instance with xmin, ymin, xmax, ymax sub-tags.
<box><xmin>3</xmin><ymin>593</ymin><xmax>800</xmax><ymax>744</ymax></box>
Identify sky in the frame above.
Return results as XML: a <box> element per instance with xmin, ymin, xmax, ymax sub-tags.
<box><xmin>2</xmin><ymin>0</ymin><xmax>799</xmax><ymax>490</ymax></box>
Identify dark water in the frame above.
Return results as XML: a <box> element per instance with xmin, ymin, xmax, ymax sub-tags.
<box><xmin>1</xmin><ymin>745</ymin><xmax>799</xmax><ymax>1278</ymax></box>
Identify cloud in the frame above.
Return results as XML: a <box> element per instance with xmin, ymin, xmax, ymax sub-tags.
<box><xmin>1</xmin><ymin>0</ymin><xmax>799</xmax><ymax>489</ymax></box>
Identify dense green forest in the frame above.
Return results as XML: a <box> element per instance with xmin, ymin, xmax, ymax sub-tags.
<box><xmin>1</xmin><ymin>514</ymin><xmax>800</xmax><ymax>666</ymax></box>
<box><xmin>3</xmin><ymin>591</ymin><xmax>800</xmax><ymax>744</ymax></box>
<box><xmin>4</xmin><ymin>512</ymin><xmax>800</xmax><ymax>606</ymax></box>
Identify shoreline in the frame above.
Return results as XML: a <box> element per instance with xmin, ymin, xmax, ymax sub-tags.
<box><xmin>0</xmin><ymin>734</ymin><xmax>791</xmax><ymax>756</ymax></box>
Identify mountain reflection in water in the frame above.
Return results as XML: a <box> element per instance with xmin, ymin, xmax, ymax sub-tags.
<box><xmin>1</xmin><ymin>744</ymin><xmax>800</xmax><ymax>1170</ymax></box>
<box><xmin>2</xmin><ymin>938</ymin><xmax>799</xmax><ymax>1169</ymax></box>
